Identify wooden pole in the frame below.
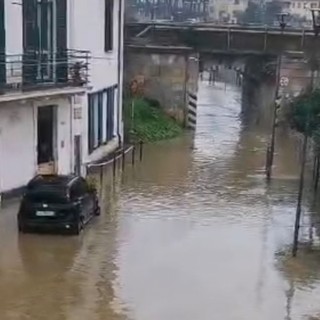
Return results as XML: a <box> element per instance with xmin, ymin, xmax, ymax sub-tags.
<box><xmin>266</xmin><ymin>54</ymin><xmax>282</xmax><ymax>180</ymax></box>
<box><xmin>122</xmin><ymin>148</ymin><xmax>126</xmax><ymax>171</ymax></box>
<box><xmin>132</xmin><ymin>146</ymin><xmax>135</xmax><ymax>166</ymax></box>
<box><xmin>113</xmin><ymin>152</ymin><xmax>117</xmax><ymax>178</ymax></box>
<box><xmin>99</xmin><ymin>166</ymin><xmax>103</xmax><ymax>199</ymax></box>
<box><xmin>139</xmin><ymin>141</ymin><xmax>143</xmax><ymax>162</ymax></box>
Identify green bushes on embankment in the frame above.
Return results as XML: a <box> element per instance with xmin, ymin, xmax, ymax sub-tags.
<box><xmin>124</xmin><ymin>98</ymin><xmax>182</xmax><ymax>142</ymax></box>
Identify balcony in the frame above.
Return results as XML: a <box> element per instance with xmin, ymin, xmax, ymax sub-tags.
<box><xmin>0</xmin><ymin>49</ymin><xmax>90</xmax><ymax>97</ymax></box>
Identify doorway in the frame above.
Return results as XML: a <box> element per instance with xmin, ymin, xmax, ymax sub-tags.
<box><xmin>37</xmin><ymin>106</ymin><xmax>57</xmax><ymax>173</ymax></box>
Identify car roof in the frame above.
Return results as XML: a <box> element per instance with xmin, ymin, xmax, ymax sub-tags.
<box><xmin>27</xmin><ymin>175</ymin><xmax>80</xmax><ymax>190</ymax></box>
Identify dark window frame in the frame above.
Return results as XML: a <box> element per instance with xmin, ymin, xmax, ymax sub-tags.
<box><xmin>0</xmin><ymin>0</ymin><xmax>6</xmax><ymax>86</ymax></box>
<box><xmin>104</xmin><ymin>0</ymin><xmax>114</xmax><ymax>52</ymax></box>
<box><xmin>88</xmin><ymin>85</ymin><xmax>117</xmax><ymax>154</ymax></box>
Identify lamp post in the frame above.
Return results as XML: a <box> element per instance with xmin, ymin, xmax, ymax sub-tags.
<box><xmin>292</xmin><ymin>8</ymin><xmax>320</xmax><ymax>257</ymax></box>
<box><xmin>266</xmin><ymin>13</ymin><xmax>289</xmax><ymax>180</ymax></box>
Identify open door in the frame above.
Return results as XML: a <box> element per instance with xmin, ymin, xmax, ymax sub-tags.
<box><xmin>37</xmin><ymin>106</ymin><xmax>57</xmax><ymax>174</ymax></box>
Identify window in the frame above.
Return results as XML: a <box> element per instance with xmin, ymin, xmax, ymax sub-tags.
<box><xmin>70</xmin><ymin>180</ymin><xmax>87</xmax><ymax>199</ymax></box>
<box><xmin>88</xmin><ymin>86</ymin><xmax>117</xmax><ymax>153</ymax></box>
<box><xmin>105</xmin><ymin>0</ymin><xmax>114</xmax><ymax>52</ymax></box>
<box><xmin>291</xmin><ymin>2</ymin><xmax>295</xmax><ymax>8</ymax></box>
<box><xmin>297</xmin><ymin>2</ymin><xmax>301</xmax><ymax>8</ymax></box>
<box><xmin>311</xmin><ymin>2</ymin><xmax>317</xmax><ymax>8</ymax></box>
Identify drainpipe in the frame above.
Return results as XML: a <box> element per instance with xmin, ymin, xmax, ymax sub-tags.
<box><xmin>116</xmin><ymin>0</ymin><xmax>123</xmax><ymax>147</ymax></box>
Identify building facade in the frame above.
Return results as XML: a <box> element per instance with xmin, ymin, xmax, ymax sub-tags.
<box><xmin>0</xmin><ymin>0</ymin><xmax>124</xmax><ymax>194</ymax></box>
<box><xmin>208</xmin><ymin>0</ymin><xmax>249</xmax><ymax>24</ymax></box>
<box><xmin>281</xmin><ymin>0</ymin><xmax>318</xmax><ymax>27</ymax></box>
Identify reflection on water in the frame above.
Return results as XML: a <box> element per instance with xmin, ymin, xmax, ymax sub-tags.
<box><xmin>0</xmin><ymin>81</ymin><xmax>320</xmax><ymax>319</ymax></box>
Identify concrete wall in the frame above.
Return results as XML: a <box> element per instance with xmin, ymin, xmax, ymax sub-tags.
<box><xmin>124</xmin><ymin>47</ymin><xmax>199</xmax><ymax>124</ymax></box>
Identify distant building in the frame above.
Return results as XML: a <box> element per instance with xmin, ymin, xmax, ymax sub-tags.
<box><xmin>280</xmin><ymin>0</ymin><xmax>318</xmax><ymax>27</ymax></box>
<box><xmin>208</xmin><ymin>0</ymin><xmax>249</xmax><ymax>24</ymax></box>
<box><xmin>0</xmin><ymin>0</ymin><xmax>124</xmax><ymax>194</ymax></box>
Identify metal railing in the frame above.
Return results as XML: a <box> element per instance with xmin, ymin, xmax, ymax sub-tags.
<box><xmin>0</xmin><ymin>49</ymin><xmax>90</xmax><ymax>95</ymax></box>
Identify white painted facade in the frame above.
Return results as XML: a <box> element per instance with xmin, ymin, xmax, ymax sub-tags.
<box><xmin>69</xmin><ymin>0</ymin><xmax>124</xmax><ymax>165</ymax></box>
<box><xmin>0</xmin><ymin>0</ymin><xmax>124</xmax><ymax>194</ymax></box>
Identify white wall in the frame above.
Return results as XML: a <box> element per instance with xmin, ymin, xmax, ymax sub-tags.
<box><xmin>0</xmin><ymin>97</ymin><xmax>74</xmax><ymax>192</ymax></box>
<box><xmin>68</xmin><ymin>0</ymin><xmax>124</xmax><ymax>165</ymax></box>
<box><xmin>0</xmin><ymin>102</ymin><xmax>36</xmax><ymax>192</ymax></box>
<box><xmin>68</xmin><ymin>0</ymin><xmax>120</xmax><ymax>91</ymax></box>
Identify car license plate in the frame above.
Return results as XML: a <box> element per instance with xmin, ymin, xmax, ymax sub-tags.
<box><xmin>36</xmin><ymin>211</ymin><xmax>55</xmax><ymax>217</ymax></box>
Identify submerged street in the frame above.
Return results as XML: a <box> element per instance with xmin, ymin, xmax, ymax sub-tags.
<box><xmin>1</xmin><ymin>80</ymin><xmax>320</xmax><ymax>319</ymax></box>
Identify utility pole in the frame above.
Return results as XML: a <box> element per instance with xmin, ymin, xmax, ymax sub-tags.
<box><xmin>292</xmin><ymin>8</ymin><xmax>319</xmax><ymax>257</ymax></box>
<box><xmin>266</xmin><ymin>13</ymin><xmax>288</xmax><ymax>180</ymax></box>
<box><xmin>292</xmin><ymin>132</ymin><xmax>308</xmax><ymax>257</ymax></box>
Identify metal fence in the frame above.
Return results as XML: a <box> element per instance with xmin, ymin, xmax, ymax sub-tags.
<box><xmin>0</xmin><ymin>49</ymin><xmax>90</xmax><ymax>94</ymax></box>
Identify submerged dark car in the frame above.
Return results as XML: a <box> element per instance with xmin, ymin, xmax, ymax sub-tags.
<box><xmin>18</xmin><ymin>175</ymin><xmax>100</xmax><ymax>235</ymax></box>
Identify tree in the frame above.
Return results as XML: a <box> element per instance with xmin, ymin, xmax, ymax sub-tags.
<box><xmin>288</xmin><ymin>90</ymin><xmax>320</xmax><ymax>136</ymax></box>
<box><xmin>242</xmin><ymin>1</ymin><xmax>263</xmax><ymax>24</ymax></box>
<box><xmin>264</xmin><ymin>1</ymin><xmax>282</xmax><ymax>26</ymax></box>
<box><xmin>288</xmin><ymin>89</ymin><xmax>320</xmax><ymax>257</ymax></box>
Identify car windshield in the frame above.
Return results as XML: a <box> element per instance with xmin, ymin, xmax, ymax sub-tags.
<box><xmin>25</xmin><ymin>189</ymin><xmax>69</xmax><ymax>204</ymax></box>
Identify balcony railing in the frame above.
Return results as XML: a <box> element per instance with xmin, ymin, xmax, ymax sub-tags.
<box><xmin>0</xmin><ymin>49</ymin><xmax>90</xmax><ymax>95</ymax></box>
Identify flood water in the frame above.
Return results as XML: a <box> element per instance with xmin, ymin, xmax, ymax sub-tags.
<box><xmin>1</xmin><ymin>80</ymin><xmax>320</xmax><ymax>320</ymax></box>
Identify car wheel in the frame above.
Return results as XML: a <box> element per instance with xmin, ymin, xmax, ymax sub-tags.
<box><xmin>71</xmin><ymin>217</ymin><xmax>83</xmax><ymax>235</ymax></box>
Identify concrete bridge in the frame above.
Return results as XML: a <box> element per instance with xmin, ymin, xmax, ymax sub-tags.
<box><xmin>124</xmin><ymin>22</ymin><xmax>318</xmax><ymax>130</ymax></box>
<box><xmin>126</xmin><ymin>22</ymin><xmax>320</xmax><ymax>55</ymax></box>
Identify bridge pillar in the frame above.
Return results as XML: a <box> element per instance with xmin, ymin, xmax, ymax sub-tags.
<box><xmin>241</xmin><ymin>56</ymin><xmax>277</xmax><ymax>125</ymax></box>
<box><xmin>124</xmin><ymin>45</ymin><xmax>199</xmax><ymax>127</ymax></box>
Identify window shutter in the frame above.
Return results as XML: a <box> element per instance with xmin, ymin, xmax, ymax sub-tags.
<box><xmin>104</xmin><ymin>0</ymin><xmax>114</xmax><ymax>52</ymax></box>
<box><xmin>88</xmin><ymin>94</ymin><xmax>94</xmax><ymax>154</ymax></box>
<box><xmin>98</xmin><ymin>91</ymin><xmax>103</xmax><ymax>145</ymax></box>
<box><xmin>56</xmin><ymin>0</ymin><xmax>67</xmax><ymax>83</ymax></box>
<box><xmin>22</xmin><ymin>0</ymin><xmax>38</xmax><ymax>86</ymax></box>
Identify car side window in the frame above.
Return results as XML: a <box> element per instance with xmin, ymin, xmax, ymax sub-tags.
<box><xmin>70</xmin><ymin>180</ymin><xmax>87</xmax><ymax>199</ymax></box>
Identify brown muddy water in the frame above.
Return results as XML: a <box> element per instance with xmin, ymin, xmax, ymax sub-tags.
<box><xmin>1</xmin><ymin>81</ymin><xmax>320</xmax><ymax>320</ymax></box>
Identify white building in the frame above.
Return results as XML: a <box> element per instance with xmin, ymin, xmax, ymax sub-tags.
<box><xmin>208</xmin><ymin>0</ymin><xmax>249</xmax><ymax>24</ymax></box>
<box><xmin>0</xmin><ymin>0</ymin><xmax>124</xmax><ymax>195</ymax></box>
<box><xmin>281</xmin><ymin>0</ymin><xmax>318</xmax><ymax>27</ymax></box>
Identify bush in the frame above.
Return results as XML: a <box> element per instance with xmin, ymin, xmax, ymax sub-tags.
<box><xmin>288</xmin><ymin>89</ymin><xmax>320</xmax><ymax>136</ymax></box>
<box><xmin>124</xmin><ymin>98</ymin><xmax>182</xmax><ymax>142</ymax></box>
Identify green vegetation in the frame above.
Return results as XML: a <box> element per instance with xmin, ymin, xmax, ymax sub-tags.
<box><xmin>124</xmin><ymin>98</ymin><xmax>182</xmax><ymax>142</ymax></box>
<box><xmin>288</xmin><ymin>89</ymin><xmax>320</xmax><ymax>136</ymax></box>
<box><xmin>288</xmin><ymin>89</ymin><xmax>320</xmax><ymax>190</ymax></box>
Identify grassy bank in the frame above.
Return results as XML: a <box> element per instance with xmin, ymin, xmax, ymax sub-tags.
<box><xmin>124</xmin><ymin>98</ymin><xmax>182</xmax><ymax>142</ymax></box>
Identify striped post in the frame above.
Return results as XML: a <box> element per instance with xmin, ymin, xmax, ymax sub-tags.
<box><xmin>187</xmin><ymin>91</ymin><xmax>197</xmax><ymax>130</ymax></box>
